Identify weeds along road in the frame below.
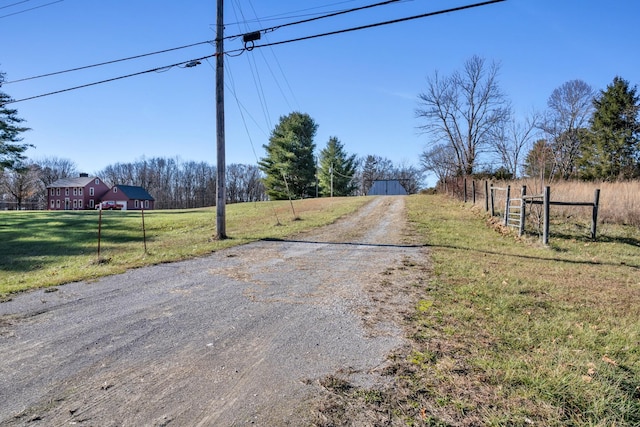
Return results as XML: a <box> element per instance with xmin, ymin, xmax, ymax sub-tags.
<box><xmin>0</xmin><ymin>196</ymin><xmax>427</xmax><ymax>426</ymax></box>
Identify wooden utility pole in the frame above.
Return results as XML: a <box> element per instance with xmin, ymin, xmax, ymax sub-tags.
<box><xmin>215</xmin><ymin>0</ymin><xmax>227</xmax><ymax>239</ymax></box>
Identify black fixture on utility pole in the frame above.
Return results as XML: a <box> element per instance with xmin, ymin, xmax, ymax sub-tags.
<box><xmin>215</xmin><ymin>0</ymin><xmax>227</xmax><ymax>239</ymax></box>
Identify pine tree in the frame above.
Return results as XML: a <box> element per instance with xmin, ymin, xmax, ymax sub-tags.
<box><xmin>258</xmin><ymin>112</ymin><xmax>317</xmax><ymax>200</ymax></box>
<box><xmin>318</xmin><ymin>137</ymin><xmax>357</xmax><ymax>197</ymax></box>
<box><xmin>1</xmin><ymin>71</ymin><xmax>31</xmax><ymax>170</ymax></box>
<box><xmin>579</xmin><ymin>76</ymin><xmax>640</xmax><ymax>180</ymax></box>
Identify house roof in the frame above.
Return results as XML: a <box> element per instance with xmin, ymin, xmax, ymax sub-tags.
<box><xmin>47</xmin><ymin>176</ymin><xmax>99</xmax><ymax>188</ymax></box>
<box><xmin>114</xmin><ymin>185</ymin><xmax>155</xmax><ymax>201</ymax></box>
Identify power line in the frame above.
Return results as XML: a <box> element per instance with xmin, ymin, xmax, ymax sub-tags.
<box><xmin>0</xmin><ymin>1</ymin><xmax>31</xmax><ymax>11</ymax></box>
<box><xmin>223</xmin><ymin>0</ymin><xmax>360</xmax><ymax>27</ymax></box>
<box><xmin>4</xmin><ymin>0</ymin><xmax>404</xmax><ymax>85</ymax></box>
<box><xmin>4</xmin><ymin>40</ymin><xmax>215</xmax><ymax>84</ymax></box>
<box><xmin>3</xmin><ymin>54</ymin><xmax>220</xmax><ymax>105</ymax></box>
<box><xmin>0</xmin><ymin>0</ymin><xmax>63</xmax><ymax>19</ymax></box>
<box><xmin>249</xmin><ymin>0</ymin><xmax>506</xmax><ymax>50</ymax></box>
<box><xmin>3</xmin><ymin>0</ymin><xmax>506</xmax><ymax>105</ymax></box>
<box><xmin>224</xmin><ymin>0</ymin><xmax>405</xmax><ymax>40</ymax></box>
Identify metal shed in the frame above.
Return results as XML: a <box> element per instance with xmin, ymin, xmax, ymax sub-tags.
<box><xmin>367</xmin><ymin>180</ymin><xmax>408</xmax><ymax>196</ymax></box>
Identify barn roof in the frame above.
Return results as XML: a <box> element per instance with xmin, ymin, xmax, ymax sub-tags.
<box><xmin>367</xmin><ymin>180</ymin><xmax>408</xmax><ymax>196</ymax></box>
<box><xmin>114</xmin><ymin>185</ymin><xmax>155</xmax><ymax>200</ymax></box>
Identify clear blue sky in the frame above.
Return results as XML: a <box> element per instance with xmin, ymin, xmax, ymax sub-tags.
<box><xmin>2</xmin><ymin>0</ymin><xmax>639</xmax><ymax>187</ymax></box>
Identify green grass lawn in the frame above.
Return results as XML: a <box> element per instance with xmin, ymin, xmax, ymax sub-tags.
<box><xmin>403</xmin><ymin>194</ymin><xmax>640</xmax><ymax>426</ymax></box>
<box><xmin>0</xmin><ymin>197</ymin><xmax>369</xmax><ymax>296</ymax></box>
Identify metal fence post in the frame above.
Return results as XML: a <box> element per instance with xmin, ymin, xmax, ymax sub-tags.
<box><xmin>519</xmin><ymin>185</ymin><xmax>527</xmax><ymax>237</ymax></box>
<box><xmin>543</xmin><ymin>186</ymin><xmax>550</xmax><ymax>245</ymax></box>
<box><xmin>504</xmin><ymin>185</ymin><xmax>511</xmax><ymax>226</ymax></box>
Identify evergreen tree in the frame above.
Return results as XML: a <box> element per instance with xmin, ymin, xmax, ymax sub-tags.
<box><xmin>318</xmin><ymin>137</ymin><xmax>357</xmax><ymax>197</ymax></box>
<box><xmin>1</xmin><ymin>71</ymin><xmax>31</xmax><ymax>170</ymax></box>
<box><xmin>259</xmin><ymin>112</ymin><xmax>317</xmax><ymax>200</ymax></box>
<box><xmin>579</xmin><ymin>76</ymin><xmax>640</xmax><ymax>180</ymax></box>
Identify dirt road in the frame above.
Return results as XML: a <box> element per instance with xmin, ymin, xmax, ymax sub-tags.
<box><xmin>0</xmin><ymin>196</ymin><xmax>428</xmax><ymax>426</ymax></box>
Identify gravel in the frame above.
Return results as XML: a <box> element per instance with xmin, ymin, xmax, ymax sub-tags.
<box><xmin>0</xmin><ymin>196</ymin><xmax>426</xmax><ymax>426</ymax></box>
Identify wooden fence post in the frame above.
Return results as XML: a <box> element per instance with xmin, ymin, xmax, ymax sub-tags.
<box><xmin>484</xmin><ymin>180</ymin><xmax>489</xmax><ymax>212</ymax></box>
<box><xmin>591</xmin><ymin>189</ymin><xmax>600</xmax><ymax>240</ymax></box>
<box><xmin>472</xmin><ymin>180</ymin><xmax>476</xmax><ymax>204</ymax></box>
<box><xmin>490</xmin><ymin>184</ymin><xmax>495</xmax><ymax>217</ymax></box>
<box><xmin>543</xmin><ymin>186</ymin><xmax>550</xmax><ymax>245</ymax></box>
<box><xmin>504</xmin><ymin>185</ymin><xmax>511</xmax><ymax>226</ymax></box>
<box><xmin>97</xmin><ymin>209</ymin><xmax>102</xmax><ymax>260</ymax></box>
<box><xmin>463</xmin><ymin>178</ymin><xmax>468</xmax><ymax>203</ymax></box>
<box><xmin>519</xmin><ymin>185</ymin><xmax>527</xmax><ymax>237</ymax></box>
<box><xmin>141</xmin><ymin>209</ymin><xmax>147</xmax><ymax>253</ymax></box>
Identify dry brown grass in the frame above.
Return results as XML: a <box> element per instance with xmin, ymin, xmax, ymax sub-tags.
<box><xmin>480</xmin><ymin>179</ymin><xmax>640</xmax><ymax>227</ymax></box>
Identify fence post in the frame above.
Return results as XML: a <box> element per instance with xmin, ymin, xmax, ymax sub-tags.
<box><xmin>472</xmin><ymin>180</ymin><xmax>476</xmax><ymax>204</ymax></box>
<box><xmin>484</xmin><ymin>180</ymin><xmax>489</xmax><ymax>212</ymax></box>
<box><xmin>463</xmin><ymin>178</ymin><xmax>468</xmax><ymax>203</ymax></box>
<box><xmin>504</xmin><ymin>185</ymin><xmax>511</xmax><ymax>226</ymax></box>
<box><xmin>543</xmin><ymin>186</ymin><xmax>550</xmax><ymax>245</ymax></box>
<box><xmin>591</xmin><ymin>189</ymin><xmax>600</xmax><ymax>240</ymax></box>
<box><xmin>490</xmin><ymin>184</ymin><xmax>495</xmax><ymax>217</ymax></box>
<box><xmin>519</xmin><ymin>185</ymin><xmax>527</xmax><ymax>237</ymax></box>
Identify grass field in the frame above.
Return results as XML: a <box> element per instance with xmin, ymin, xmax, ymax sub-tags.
<box><xmin>402</xmin><ymin>194</ymin><xmax>640</xmax><ymax>425</ymax></box>
<box><xmin>0</xmin><ymin>197</ymin><xmax>369</xmax><ymax>296</ymax></box>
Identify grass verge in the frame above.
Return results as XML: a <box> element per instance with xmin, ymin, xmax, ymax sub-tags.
<box><xmin>393</xmin><ymin>194</ymin><xmax>640</xmax><ymax>426</ymax></box>
<box><xmin>0</xmin><ymin>197</ymin><xmax>369</xmax><ymax>297</ymax></box>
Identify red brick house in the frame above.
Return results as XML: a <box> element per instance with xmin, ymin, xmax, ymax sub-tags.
<box><xmin>47</xmin><ymin>174</ymin><xmax>110</xmax><ymax>210</ymax></box>
<box><xmin>99</xmin><ymin>185</ymin><xmax>155</xmax><ymax>211</ymax></box>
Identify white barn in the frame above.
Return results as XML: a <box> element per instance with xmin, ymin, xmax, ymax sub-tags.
<box><xmin>367</xmin><ymin>180</ymin><xmax>408</xmax><ymax>196</ymax></box>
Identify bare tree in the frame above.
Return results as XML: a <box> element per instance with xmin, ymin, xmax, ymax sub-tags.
<box><xmin>35</xmin><ymin>157</ymin><xmax>78</xmax><ymax>187</ymax></box>
<box><xmin>0</xmin><ymin>163</ymin><xmax>42</xmax><ymax>209</ymax></box>
<box><xmin>491</xmin><ymin>111</ymin><xmax>540</xmax><ymax>178</ymax></box>
<box><xmin>416</xmin><ymin>55</ymin><xmax>511</xmax><ymax>176</ymax></box>
<box><xmin>420</xmin><ymin>143</ymin><xmax>457</xmax><ymax>185</ymax></box>
<box><xmin>540</xmin><ymin>79</ymin><xmax>595</xmax><ymax>179</ymax></box>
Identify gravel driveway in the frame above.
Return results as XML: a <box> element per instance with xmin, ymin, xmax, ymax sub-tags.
<box><xmin>0</xmin><ymin>196</ymin><xmax>427</xmax><ymax>426</ymax></box>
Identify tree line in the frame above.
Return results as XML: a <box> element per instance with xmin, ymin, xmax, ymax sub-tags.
<box><xmin>0</xmin><ymin>152</ymin><xmax>421</xmax><ymax>210</ymax></box>
<box><xmin>418</xmin><ymin>55</ymin><xmax>640</xmax><ymax>187</ymax></box>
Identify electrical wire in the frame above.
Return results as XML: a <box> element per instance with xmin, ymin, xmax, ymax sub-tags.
<box><xmin>0</xmin><ymin>0</ymin><xmax>31</xmax><ymax>11</ymax></box>
<box><xmin>2</xmin><ymin>0</ymin><xmax>506</xmax><ymax>105</ymax></box>
<box><xmin>5</xmin><ymin>0</ymin><xmax>402</xmax><ymax>84</ymax></box>
<box><xmin>4</xmin><ymin>40</ymin><xmax>215</xmax><ymax>84</ymax></box>
<box><xmin>224</xmin><ymin>0</ymin><xmax>405</xmax><ymax>40</ymax></box>
<box><xmin>248</xmin><ymin>0</ymin><xmax>506</xmax><ymax>50</ymax></box>
<box><xmin>0</xmin><ymin>0</ymin><xmax>63</xmax><ymax>19</ymax></box>
<box><xmin>3</xmin><ymin>54</ymin><xmax>220</xmax><ymax>104</ymax></box>
<box><xmin>223</xmin><ymin>0</ymin><xmax>359</xmax><ymax>27</ymax></box>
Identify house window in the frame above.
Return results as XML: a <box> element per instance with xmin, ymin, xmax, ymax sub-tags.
<box><xmin>50</xmin><ymin>188</ymin><xmax>54</xmax><ymax>196</ymax></box>
<box><xmin>73</xmin><ymin>199</ymin><xmax>77</xmax><ymax>209</ymax></box>
<box><xmin>95</xmin><ymin>179</ymin><xmax>100</xmax><ymax>185</ymax></box>
<box><xmin>50</xmin><ymin>200</ymin><xmax>55</xmax><ymax>208</ymax></box>
<box><xmin>56</xmin><ymin>188</ymin><xmax>60</xmax><ymax>196</ymax></box>
<box><xmin>113</xmin><ymin>187</ymin><xmax>118</xmax><ymax>193</ymax></box>
<box><xmin>65</xmin><ymin>188</ymin><xmax>69</xmax><ymax>196</ymax></box>
<box><xmin>135</xmin><ymin>200</ymin><xmax>139</xmax><ymax>208</ymax></box>
<box><xmin>144</xmin><ymin>200</ymin><xmax>149</xmax><ymax>209</ymax></box>
<box><xmin>90</xmin><ymin>187</ymin><xmax>94</xmax><ymax>196</ymax></box>
<box><xmin>73</xmin><ymin>188</ymin><xmax>77</xmax><ymax>196</ymax></box>
<box><xmin>56</xmin><ymin>200</ymin><xmax>60</xmax><ymax>208</ymax></box>
<box><xmin>79</xmin><ymin>188</ymin><xmax>83</xmax><ymax>196</ymax></box>
<box><xmin>89</xmin><ymin>199</ymin><xmax>94</xmax><ymax>208</ymax></box>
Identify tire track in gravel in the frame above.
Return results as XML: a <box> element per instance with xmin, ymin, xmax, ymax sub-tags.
<box><xmin>0</xmin><ymin>196</ymin><xmax>428</xmax><ymax>426</ymax></box>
